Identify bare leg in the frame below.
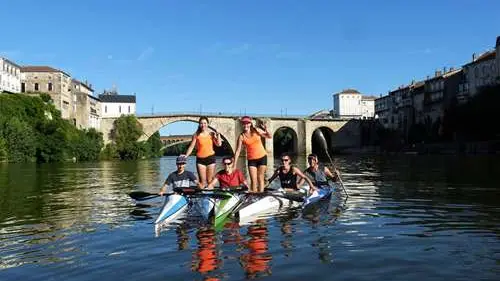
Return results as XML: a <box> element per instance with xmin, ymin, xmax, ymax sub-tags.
<box><xmin>257</xmin><ymin>165</ymin><xmax>267</xmax><ymax>192</ymax></box>
<box><xmin>248</xmin><ymin>166</ymin><xmax>258</xmax><ymax>193</ymax></box>
<box><xmin>197</xmin><ymin>164</ymin><xmax>208</xmax><ymax>188</ymax></box>
<box><xmin>206</xmin><ymin>163</ymin><xmax>216</xmax><ymax>186</ymax></box>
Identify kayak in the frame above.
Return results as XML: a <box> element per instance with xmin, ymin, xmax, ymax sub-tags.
<box><xmin>213</xmin><ymin>191</ymin><xmax>242</xmax><ymax>230</ymax></box>
<box><xmin>235</xmin><ymin>189</ymin><xmax>305</xmax><ymax>221</ymax></box>
<box><xmin>154</xmin><ymin>194</ymin><xmax>189</xmax><ymax>225</ymax></box>
<box><xmin>302</xmin><ymin>183</ymin><xmax>335</xmax><ymax>208</ymax></box>
<box><xmin>191</xmin><ymin>195</ymin><xmax>216</xmax><ymax>221</ymax></box>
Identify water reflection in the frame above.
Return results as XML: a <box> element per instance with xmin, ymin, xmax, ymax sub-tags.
<box><xmin>240</xmin><ymin>220</ymin><xmax>272</xmax><ymax>279</ymax></box>
<box><xmin>1</xmin><ymin>155</ymin><xmax>499</xmax><ymax>281</ymax></box>
<box><xmin>192</xmin><ymin>227</ymin><xmax>219</xmax><ymax>276</ymax></box>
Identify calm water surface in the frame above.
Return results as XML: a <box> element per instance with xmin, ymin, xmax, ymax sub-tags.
<box><xmin>0</xmin><ymin>155</ymin><xmax>499</xmax><ymax>281</ymax></box>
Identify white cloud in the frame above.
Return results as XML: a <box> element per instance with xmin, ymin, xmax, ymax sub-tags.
<box><xmin>137</xmin><ymin>46</ymin><xmax>154</xmax><ymax>61</ymax></box>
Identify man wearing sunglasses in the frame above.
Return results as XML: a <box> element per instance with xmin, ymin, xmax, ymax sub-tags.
<box><xmin>299</xmin><ymin>154</ymin><xmax>337</xmax><ymax>188</ymax></box>
<box><xmin>207</xmin><ymin>156</ymin><xmax>248</xmax><ymax>189</ymax></box>
<box><xmin>267</xmin><ymin>152</ymin><xmax>316</xmax><ymax>192</ymax></box>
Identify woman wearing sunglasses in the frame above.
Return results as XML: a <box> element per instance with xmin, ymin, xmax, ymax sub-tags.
<box><xmin>267</xmin><ymin>152</ymin><xmax>316</xmax><ymax>193</ymax></box>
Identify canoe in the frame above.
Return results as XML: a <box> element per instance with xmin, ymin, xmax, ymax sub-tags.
<box><xmin>154</xmin><ymin>194</ymin><xmax>189</xmax><ymax>225</ymax></box>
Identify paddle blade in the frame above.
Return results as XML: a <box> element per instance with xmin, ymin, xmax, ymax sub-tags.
<box><xmin>129</xmin><ymin>191</ymin><xmax>160</xmax><ymax>200</ymax></box>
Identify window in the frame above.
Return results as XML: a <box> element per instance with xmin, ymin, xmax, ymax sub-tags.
<box><xmin>128</xmin><ymin>105</ymin><xmax>130</xmax><ymax>113</ymax></box>
<box><xmin>48</xmin><ymin>83</ymin><xmax>52</xmax><ymax>91</ymax></box>
<box><xmin>105</xmin><ymin>105</ymin><xmax>107</xmax><ymax>113</ymax></box>
<box><xmin>119</xmin><ymin>106</ymin><xmax>121</xmax><ymax>113</ymax></box>
<box><xmin>35</xmin><ymin>83</ymin><xmax>39</xmax><ymax>91</ymax></box>
<box><xmin>21</xmin><ymin>82</ymin><xmax>25</xmax><ymax>92</ymax></box>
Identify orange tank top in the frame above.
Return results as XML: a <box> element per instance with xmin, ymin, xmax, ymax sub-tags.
<box><xmin>196</xmin><ymin>133</ymin><xmax>215</xmax><ymax>158</ymax></box>
<box><xmin>242</xmin><ymin>133</ymin><xmax>266</xmax><ymax>160</ymax></box>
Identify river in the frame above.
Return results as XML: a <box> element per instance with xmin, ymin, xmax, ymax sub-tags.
<box><xmin>0</xmin><ymin>155</ymin><xmax>499</xmax><ymax>280</ymax></box>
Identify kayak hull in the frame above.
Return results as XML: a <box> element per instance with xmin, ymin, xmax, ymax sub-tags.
<box><xmin>154</xmin><ymin>194</ymin><xmax>189</xmax><ymax>225</ymax></box>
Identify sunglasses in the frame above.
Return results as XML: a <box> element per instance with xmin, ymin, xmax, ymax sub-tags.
<box><xmin>281</xmin><ymin>158</ymin><xmax>290</xmax><ymax>162</ymax></box>
<box><xmin>223</xmin><ymin>162</ymin><xmax>232</xmax><ymax>165</ymax></box>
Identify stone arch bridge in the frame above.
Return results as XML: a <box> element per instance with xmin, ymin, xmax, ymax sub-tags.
<box><xmin>100</xmin><ymin>112</ymin><xmax>361</xmax><ymax>157</ymax></box>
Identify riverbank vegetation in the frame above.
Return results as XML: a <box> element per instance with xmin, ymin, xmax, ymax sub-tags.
<box><xmin>0</xmin><ymin>93</ymin><xmax>104</xmax><ymax>163</ymax></box>
<box><xmin>101</xmin><ymin>115</ymin><xmax>163</xmax><ymax>160</ymax></box>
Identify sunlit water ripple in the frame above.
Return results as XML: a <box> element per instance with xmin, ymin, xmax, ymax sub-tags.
<box><xmin>0</xmin><ymin>156</ymin><xmax>499</xmax><ymax>280</ymax></box>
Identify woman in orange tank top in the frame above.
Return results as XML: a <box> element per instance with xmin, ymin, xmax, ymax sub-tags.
<box><xmin>183</xmin><ymin>117</ymin><xmax>222</xmax><ymax>188</ymax></box>
<box><xmin>233</xmin><ymin>116</ymin><xmax>272</xmax><ymax>193</ymax></box>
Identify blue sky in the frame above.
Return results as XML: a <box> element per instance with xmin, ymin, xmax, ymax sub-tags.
<box><xmin>2</xmin><ymin>0</ymin><xmax>499</xmax><ymax>135</ymax></box>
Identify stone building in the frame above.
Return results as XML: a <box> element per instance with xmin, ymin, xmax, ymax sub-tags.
<box><xmin>0</xmin><ymin>57</ymin><xmax>21</xmax><ymax>93</ymax></box>
<box><xmin>71</xmin><ymin>79</ymin><xmax>101</xmax><ymax>129</ymax></box>
<box><xmin>21</xmin><ymin>66</ymin><xmax>73</xmax><ymax>119</ymax></box>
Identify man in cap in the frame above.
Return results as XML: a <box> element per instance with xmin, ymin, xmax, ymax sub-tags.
<box><xmin>159</xmin><ymin>155</ymin><xmax>199</xmax><ymax>195</ymax></box>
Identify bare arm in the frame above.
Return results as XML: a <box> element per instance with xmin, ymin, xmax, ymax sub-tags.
<box><xmin>324</xmin><ymin>166</ymin><xmax>337</xmax><ymax>181</ymax></box>
<box><xmin>255</xmin><ymin>125</ymin><xmax>272</xmax><ymax>139</ymax></box>
<box><xmin>184</xmin><ymin>134</ymin><xmax>197</xmax><ymax>156</ymax></box>
<box><xmin>212</xmin><ymin>131</ymin><xmax>223</xmax><ymax>147</ymax></box>
<box><xmin>293</xmin><ymin>167</ymin><xmax>316</xmax><ymax>190</ymax></box>
<box><xmin>233</xmin><ymin>134</ymin><xmax>244</xmax><ymax>166</ymax></box>
<box><xmin>267</xmin><ymin>168</ymin><xmax>280</xmax><ymax>185</ymax></box>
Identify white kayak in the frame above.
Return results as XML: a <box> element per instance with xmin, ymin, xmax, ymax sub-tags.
<box><xmin>235</xmin><ymin>188</ymin><xmax>305</xmax><ymax>221</ymax></box>
<box><xmin>154</xmin><ymin>194</ymin><xmax>189</xmax><ymax>225</ymax></box>
<box><xmin>302</xmin><ymin>183</ymin><xmax>335</xmax><ymax>207</ymax></box>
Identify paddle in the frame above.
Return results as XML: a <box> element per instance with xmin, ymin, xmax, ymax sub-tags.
<box><xmin>315</xmin><ymin>130</ymin><xmax>349</xmax><ymax>198</ymax></box>
<box><xmin>129</xmin><ymin>191</ymin><xmax>170</xmax><ymax>201</ymax></box>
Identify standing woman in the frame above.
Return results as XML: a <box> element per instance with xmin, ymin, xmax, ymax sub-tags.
<box><xmin>233</xmin><ymin>116</ymin><xmax>272</xmax><ymax>193</ymax></box>
<box><xmin>183</xmin><ymin>116</ymin><xmax>222</xmax><ymax>188</ymax></box>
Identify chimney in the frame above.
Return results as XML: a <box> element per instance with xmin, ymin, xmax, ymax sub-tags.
<box><xmin>443</xmin><ymin>67</ymin><xmax>447</xmax><ymax>73</ymax></box>
<box><xmin>472</xmin><ymin>53</ymin><xmax>476</xmax><ymax>61</ymax></box>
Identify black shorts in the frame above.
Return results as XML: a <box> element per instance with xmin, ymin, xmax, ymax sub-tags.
<box><xmin>196</xmin><ymin>154</ymin><xmax>216</xmax><ymax>166</ymax></box>
<box><xmin>247</xmin><ymin>156</ymin><xmax>267</xmax><ymax>167</ymax></box>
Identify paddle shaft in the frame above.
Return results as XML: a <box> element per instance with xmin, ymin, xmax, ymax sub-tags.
<box><xmin>324</xmin><ymin>150</ymin><xmax>349</xmax><ymax>198</ymax></box>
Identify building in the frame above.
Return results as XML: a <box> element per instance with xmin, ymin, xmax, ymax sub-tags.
<box><xmin>0</xmin><ymin>57</ymin><xmax>21</xmax><ymax>93</ymax></box>
<box><xmin>98</xmin><ymin>89</ymin><xmax>136</xmax><ymax>118</ymax></box>
<box><xmin>71</xmin><ymin>79</ymin><xmax>101</xmax><ymax>129</ymax></box>
<box><xmin>497</xmin><ymin>36</ymin><xmax>500</xmax><ymax>80</ymax></box>
<box><xmin>462</xmin><ymin>49</ymin><xmax>497</xmax><ymax>100</ymax></box>
<box><xmin>374</xmin><ymin>94</ymin><xmax>392</xmax><ymax>128</ymax></box>
<box><xmin>333</xmin><ymin>89</ymin><xmax>376</xmax><ymax>119</ymax></box>
<box><xmin>360</xmin><ymin>95</ymin><xmax>376</xmax><ymax>119</ymax></box>
<box><xmin>21</xmin><ymin>66</ymin><xmax>73</xmax><ymax>119</ymax></box>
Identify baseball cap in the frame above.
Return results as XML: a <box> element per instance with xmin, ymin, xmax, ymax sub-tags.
<box><xmin>176</xmin><ymin>155</ymin><xmax>187</xmax><ymax>164</ymax></box>
<box><xmin>240</xmin><ymin>116</ymin><xmax>252</xmax><ymax>124</ymax></box>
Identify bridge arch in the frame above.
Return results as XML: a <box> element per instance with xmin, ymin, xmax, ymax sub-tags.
<box><xmin>272</xmin><ymin>126</ymin><xmax>298</xmax><ymax>158</ymax></box>
<box><xmin>155</xmin><ymin>119</ymin><xmax>235</xmax><ymax>155</ymax></box>
<box><xmin>311</xmin><ymin>127</ymin><xmax>335</xmax><ymax>157</ymax></box>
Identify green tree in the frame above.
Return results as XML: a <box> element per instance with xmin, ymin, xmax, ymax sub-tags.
<box><xmin>146</xmin><ymin>131</ymin><xmax>163</xmax><ymax>157</ymax></box>
<box><xmin>3</xmin><ymin>117</ymin><xmax>36</xmax><ymax>162</ymax></box>
<box><xmin>110</xmin><ymin>115</ymin><xmax>144</xmax><ymax>160</ymax></box>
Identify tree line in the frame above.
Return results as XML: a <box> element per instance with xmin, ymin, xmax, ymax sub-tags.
<box><xmin>0</xmin><ymin>93</ymin><xmax>163</xmax><ymax>163</ymax></box>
